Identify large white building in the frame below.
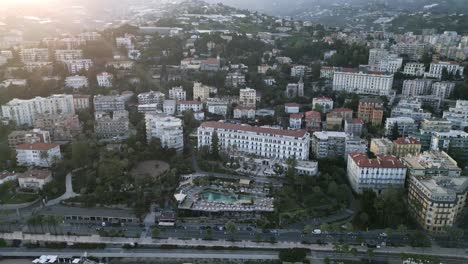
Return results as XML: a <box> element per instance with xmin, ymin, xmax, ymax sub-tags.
<box><xmin>239</xmin><ymin>88</ymin><xmax>257</xmax><ymax>107</ymax></box>
<box><xmin>16</xmin><ymin>142</ymin><xmax>62</xmax><ymax>167</ymax></box>
<box><xmin>55</xmin><ymin>49</ymin><xmax>83</xmax><ymax>61</ymax></box>
<box><xmin>198</xmin><ymin>121</ymin><xmax>310</xmax><ymax>160</ymax></box>
<box><xmin>1</xmin><ymin>94</ymin><xmax>75</xmax><ymax>126</ymax></box>
<box><xmin>426</xmin><ymin>61</ymin><xmax>464</xmax><ymax>79</ymax></box>
<box><xmin>332</xmin><ymin>69</ymin><xmax>394</xmax><ymax>96</ymax></box>
<box><xmin>347</xmin><ymin>153</ymin><xmax>407</xmax><ymax>194</ymax></box>
<box><xmin>402</xmin><ymin>79</ymin><xmax>433</xmax><ymax>97</ymax></box>
<box><xmin>432</xmin><ymin>81</ymin><xmax>455</xmax><ymax>99</ymax></box>
<box><xmin>177</xmin><ymin>100</ymin><xmax>203</xmax><ymax>114</ymax></box>
<box><xmin>63</xmin><ymin>59</ymin><xmax>93</xmax><ymax>74</ymax></box>
<box><xmin>168</xmin><ymin>86</ymin><xmax>186</xmax><ymax>101</ymax></box>
<box><xmin>369</xmin><ymin>52</ymin><xmax>403</xmax><ymax>74</ymax></box>
<box><xmin>96</xmin><ymin>72</ymin><xmax>113</xmax><ymax>87</ymax></box>
<box><xmin>145</xmin><ymin>113</ymin><xmax>184</xmax><ymax>152</ymax></box>
<box><xmin>206</xmin><ymin>99</ymin><xmax>229</xmax><ymax>116</ymax></box>
<box><xmin>391</xmin><ymin>99</ymin><xmax>432</xmax><ymax>122</ymax></box>
<box><xmin>19</xmin><ymin>48</ymin><xmax>49</xmax><ymax>63</ymax></box>
<box><xmin>385</xmin><ymin>117</ymin><xmax>418</xmax><ymax>137</ymax></box>
<box><xmin>137</xmin><ymin>91</ymin><xmax>165</xmax><ymax>106</ymax></box>
<box><xmin>65</xmin><ymin>75</ymin><xmax>88</xmax><ymax>89</ymax></box>
<box><xmin>403</xmin><ymin>63</ymin><xmax>426</xmax><ymax>77</ymax></box>
<box><xmin>443</xmin><ymin>100</ymin><xmax>468</xmax><ymax>130</ymax></box>
<box><xmin>94</xmin><ymin>95</ymin><xmax>125</xmax><ymax>112</ymax></box>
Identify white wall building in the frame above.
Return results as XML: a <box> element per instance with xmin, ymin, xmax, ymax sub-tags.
<box><xmin>65</xmin><ymin>75</ymin><xmax>88</xmax><ymax>89</ymax></box>
<box><xmin>145</xmin><ymin>113</ymin><xmax>184</xmax><ymax>152</ymax></box>
<box><xmin>55</xmin><ymin>49</ymin><xmax>83</xmax><ymax>61</ymax></box>
<box><xmin>239</xmin><ymin>88</ymin><xmax>257</xmax><ymax>107</ymax></box>
<box><xmin>402</xmin><ymin>79</ymin><xmax>433</xmax><ymax>97</ymax></box>
<box><xmin>312</xmin><ymin>97</ymin><xmax>334</xmax><ymax>113</ymax></box>
<box><xmin>138</xmin><ymin>91</ymin><xmax>165</xmax><ymax>105</ymax></box>
<box><xmin>198</xmin><ymin>121</ymin><xmax>310</xmax><ymax>160</ymax></box>
<box><xmin>332</xmin><ymin>70</ymin><xmax>394</xmax><ymax>96</ymax></box>
<box><xmin>168</xmin><ymin>86</ymin><xmax>186</xmax><ymax>101</ymax></box>
<box><xmin>347</xmin><ymin>153</ymin><xmax>407</xmax><ymax>194</ymax></box>
<box><xmin>19</xmin><ymin>48</ymin><xmax>49</xmax><ymax>63</ymax></box>
<box><xmin>403</xmin><ymin>63</ymin><xmax>426</xmax><ymax>77</ymax></box>
<box><xmin>426</xmin><ymin>61</ymin><xmax>464</xmax><ymax>79</ymax></box>
<box><xmin>177</xmin><ymin>100</ymin><xmax>203</xmax><ymax>114</ymax></box>
<box><xmin>163</xmin><ymin>100</ymin><xmax>176</xmax><ymax>115</ymax></box>
<box><xmin>18</xmin><ymin>169</ymin><xmax>52</xmax><ymax>190</ymax></box>
<box><xmin>1</xmin><ymin>95</ymin><xmax>75</xmax><ymax>126</ymax></box>
<box><xmin>443</xmin><ymin>100</ymin><xmax>468</xmax><ymax>129</ymax></box>
<box><xmin>432</xmin><ymin>81</ymin><xmax>455</xmax><ymax>99</ymax></box>
<box><xmin>16</xmin><ymin>142</ymin><xmax>62</xmax><ymax>167</ymax></box>
<box><xmin>193</xmin><ymin>82</ymin><xmax>211</xmax><ymax>101</ymax></box>
<box><xmin>206</xmin><ymin>99</ymin><xmax>229</xmax><ymax>116</ymax></box>
<box><xmin>64</xmin><ymin>59</ymin><xmax>93</xmax><ymax>74</ymax></box>
<box><xmin>96</xmin><ymin>72</ymin><xmax>113</xmax><ymax>88</ymax></box>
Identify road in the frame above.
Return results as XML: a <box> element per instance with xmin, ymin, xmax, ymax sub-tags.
<box><xmin>46</xmin><ymin>173</ymin><xmax>79</xmax><ymax>206</ymax></box>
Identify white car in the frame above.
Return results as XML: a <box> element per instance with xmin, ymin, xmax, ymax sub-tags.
<box><xmin>312</xmin><ymin>229</ymin><xmax>322</xmax><ymax>235</ymax></box>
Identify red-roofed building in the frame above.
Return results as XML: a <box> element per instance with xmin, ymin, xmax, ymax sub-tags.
<box><xmin>347</xmin><ymin>153</ymin><xmax>407</xmax><ymax>194</ymax></box>
<box><xmin>392</xmin><ymin>137</ymin><xmax>421</xmax><ymax>157</ymax></box>
<box><xmin>304</xmin><ymin>111</ymin><xmax>321</xmax><ymax>132</ymax></box>
<box><xmin>197</xmin><ymin>121</ymin><xmax>310</xmax><ymax>160</ymax></box>
<box><xmin>289</xmin><ymin>113</ymin><xmax>303</xmax><ymax>129</ymax></box>
<box><xmin>16</xmin><ymin>142</ymin><xmax>61</xmax><ymax>167</ymax></box>
<box><xmin>177</xmin><ymin>100</ymin><xmax>203</xmax><ymax>114</ymax></box>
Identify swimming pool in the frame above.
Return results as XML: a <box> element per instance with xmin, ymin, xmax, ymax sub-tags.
<box><xmin>201</xmin><ymin>191</ymin><xmax>252</xmax><ymax>203</ymax></box>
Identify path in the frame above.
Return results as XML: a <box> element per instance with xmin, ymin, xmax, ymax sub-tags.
<box><xmin>45</xmin><ymin>173</ymin><xmax>79</xmax><ymax>206</ymax></box>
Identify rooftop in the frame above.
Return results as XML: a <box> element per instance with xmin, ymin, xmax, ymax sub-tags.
<box><xmin>200</xmin><ymin>121</ymin><xmax>308</xmax><ymax>138</ymax></box>
<box><xmin>18</xmin><ymin>169</ymin><xmax>51</xmax><ymax>180</ymax></box>
<box><xmin>394</xmin><ymin>137</ymin><xmax>421</xmax><ymax>145</ymax></box>
<box><xmin>16</xmin><ymin>142</ymin><xmax>59</xmax><ymax>151</ymax></box>
<box><xmin>349</xmin><ymin>153</ymin><xmax>406</xmax><ymax>169</ymax></box>
<box><xmin>290</xmin><ymin>113</ymin><xmax>303</xmax><ymax>119</ymax></box>
<box><xmin>401</xmin><ymin>151</ymin><xmax>461</xmax><ymax>172</ymax></box>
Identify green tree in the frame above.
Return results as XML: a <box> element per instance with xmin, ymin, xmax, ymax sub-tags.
<box><xmin>391</xmin><ymin>122</ymin><xmax>400</xmax><ymax>140</ymax></box>
<box><xmin>278</xmin><ymin>248</ymin><xmax>308</xmax><ymax>263</ymax></box>
<box><xmin>225</xmin><ymin>221</ymin><xmax>236</xmax><ymax>235</ymax></box>
<box><xmin>211</xmin><ymin>131</ymin><xmax>220</xmax><ymax>160</ymax></box>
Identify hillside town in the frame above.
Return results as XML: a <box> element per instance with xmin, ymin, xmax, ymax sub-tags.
<box><xmin>0</xmin><ymin>0</ymin><xmax>467</xmax><ymax>263</ymax></box>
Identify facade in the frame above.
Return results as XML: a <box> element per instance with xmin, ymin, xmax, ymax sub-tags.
<box><xmin>65</xmin><ymin>75</ymin><xmax>88</xmax><ymax>89</ymax></box>
<box><xmin>392</xmin><ymin>43</ymin><xmax>426</xmax><ymax>61</ymax></box>
<box><xmin>285</xmin><ymin>79</ymin><xmax>304</xmax><ymax>98</ymax></box>
<box><xmin>177</xmin><ymin>100</ymin><xmax>203</xmax><ymax>114</ymax></box>
<box><xmin>18</xmin><ymin>169</ymin><xmax>52</xmax><ymax>190</ymax></box>
<box><xmin>137</xmin><ymin>91</ymin><xmax>165</xmax><ymax>106</ymax></box>
<box><xmin>94</xmin><ymin>95</ymin><xmax>125</xmax><ymax>112</ymax></box>
<box><xmin>311</xmin><ymin>131</ymin><xmax>347</xmax><ymax>159</ymax></box>
<box><xmin>291</xmin><ymin>65</ymin><xmax>309</xmax><ymax>78</ymax></box>
<box><xmin>344</xmin><ymin>118</ymin><xmax>364</xmax><ymax>136</ymax></box>
<box><xmin>96</xmin><ymin>72</ymin><xmax>113</xmax><ymax>87</ymax></box>
<box><xmin>289</xmin><ymin>113</ymin><xmax>303</xmax><ymax>129</ymax></box>
<box><xmin>358</xmin><ymin>98</ymin><xmax>384</xmax><ymax>126</ymax></box>
<box><xmin>391</xmin><ymin>99</ymin><xmax>432</xmax><ymax>123</ymax></box>
<box><xmin>19</xmin><ymin>48</ymin><xmax>49</xmax><ymax>63</ymax></box>
<box><xmin>430</xmin><ymin>130</ymin><xmax>468</xmax><ymax>163</ymax></box>
<box><xmin>385</xmin><ymin>117</ymin><xmax>418</xmax><ymax>137</ymax></box>
<box><xmin>72</xmin><ymin>94</ymin><xmax>90</xmax><ymax>110</ymax></box>
<box><xmin>312</xmin><ymin>97</ymin><xmax>333</xmax><ymax>113</ymax></box>
<box><xmin>145</xmin><ymin>113</ymin><xmax>184</xmax><ymax>152</ymax></box>
<box><xmin>370</xmin><ymin>138</ymin><xmax>393</xmax><ymax>156</ymax></box>
<box><xmin>426</xmin><ymin>61</ymin><xmax>464</xmax><ymax>79</ymax></box>
<box><xmin>233</xmin><ymin>106</ymin><xmax>256</xmax><ymax>119</ymax></box>
<box><xmin>1</xmin><ymin>95</ymin><xmax>75</xmax><ymax>126</ymax></box>
<box><xmin>225</xmin><ymin>72</ymin><xmax>246</xmax><ymax>88</ymax></box>
<box><xmin>63</xmin><ymin>59</ymin><xmax>93</xmax><ymax>74</ymax></box>
<box><xmin>168</xmin><ymin>86</ymin><xmax>186</xmax><ymax>101</ymax></box>
<box><xmin>403</xmin><ymin>63</ymin><xmax>426</xmax><ymax>77</ymax></box>
<box><xmin>304</xmin><ymin>111</ymin><xmax>321</xmax><ymax>132</ymax></box>
<box><xmin>347</xmin><ymin>153</ymin><xmax>407</xmax><ymax>194</ymax></box>
<box><xmin>16</xmin><ymin>142</ymin><xmax>61</xmax><ymax>167</ymax></box>
<box><xmin>94</xmin><ymin>110</ymin><xmax>130</xmax><ymax>139</ymax></box>
<box><xmin>393</xmin><ymin>137</ymin><xmax>422</xmax><ymax>157</ymax></box>
<box><xmin>163</xmin><ymin>100</ymin><xmax>176</xmax><ymax>115</ymax></box>
<box><xmin>198</xmin><ymin>121</ymin><xmax>310</xmax><ymax>160</ymax></box>
<box><xmin>34</xmin><ymin>113</ymin><xmax>81</xmax><ymax>141</ymax></box>
<box><xmin>402</xmin><ymin>79</ymin><xmax>433</xmax><ymax>97</ymax></box>
<box><xmin>284</xmin><ymin>103</ymin><xmax>300</xmax><ymax>114</ymax></box>
<box><xmin>431</xmin><ymin>81</ymin><xmax>455</xmax><ymax>99</ymax></box>
<box><xmin>333</xmin><ymin>69</ymin><xmax>394</xmax><ymax>96</ymax></box>
<box><xmin>326</xmin><ymin>108</ymin><xmax>353</xmax><ymax>130</ymax></box>
<box><xmin>370</xmin><ymin>54</ymin><xmax>403</xmax><ymax>73</ymax></box>
<box><xmin>193</xmin><ymin>82</ymin><xmax>211</xmax><ymax>101</ymax></box>
<box><xmin>55</xmin><ymin>49</ymin><xmax>83</xmax><ymax>61</ymax></box>
<box><xmin>402</xmin><ymin>151</ymin><xmax>461</xmax><ymax>178</ymax></box>
<box><xmin>443</xmin><ymin>100</ymin><xmax>468</xmax><ymax>130</ymax></box>
<box><xmin>8</xmin><ymin>129</ymin><xmax>51</xmax><ymax>150</ymax></box>
<box><xmin>206</xmin><ymin>99</ymin><xmax>229</xmax><ymax>117</ymax></box>
<box><xmin>239</xmin><ymin>88</ymin><xmax>257</xmax><ymax>107</ymax></box>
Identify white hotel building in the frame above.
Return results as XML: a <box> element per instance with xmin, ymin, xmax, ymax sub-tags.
<box><xmin>347</xmin><ymin>153</ymin><xmax>407</xmax><ymax>194</ymax></box>
<box><xmin>145</xmin><ymin>113</ymin><xmax>184</xmax><ymax>152</ymax></box>
<box><xmin>332</xmin><ymin>70</ymin><xmax>394</xmax><ymax>96</ymax></box>
<box><xmin>198</xmin><ymin>121</ymin><xmax>310</xmax><ymax>160</ymax></box>
<box><xmin>1</xmin><ymin>94</ymin><xmax>75</xmax><ymax>126</ymax></box>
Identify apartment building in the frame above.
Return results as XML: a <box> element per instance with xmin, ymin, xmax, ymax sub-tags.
<box><xmin>402</xmin><ymin>79</ymin><xmax>433</xmax><ymax>97</ymax></box>
<box><xmin>177</xmin><ymin>100</ymin><xmax>203</xmax><ymax>114</ymax></box>
<box><xmin>206</xmin><ymin>99</ymin><xmax>229</xmax><ymax>117</ymax></box>
<box><xmin>392</xmin><ymin>43</ymin><xmax>426</xmax><ymax>61</ymax></box>
<box><xmin>347</xmin><ymin>153</ymin><xmax>407</xmax><ymax>194</ymax></box>
<box><xmin>16</xmin><ymin>142</ymin><xmax>62</xmax><ymax>167</ymax></box>
<box><xmin>63</xmin><ymin>59</ymin><xmax>93</xmax><ymax>74</ymax></box>
<box><xmin>168</xmin><ymin>86</ymin><xmax>186</xmax><ymax>101</ymax></box>
<box><xmin>8</xmin><ymin>129</ymin><xmax>51</xmax><ymax>150</ymax></box>
<box><xmin>358</xmin><ymin>98</ymin><xmax>384</xmax><ymax>126</ymax></box>
<box><xmin>431</xmin><ymin>81</ymin><xmax>455</xmax><ymax>99</ymax></box>
<box><xmin>391</xmin><ymin>99</ymin><xmax>432</xmax><ymax>123</ymax></box>
<box><xmin>311</xmin><ymin>131</ymin><xmax>347</xmax><ymax>159</ymax></box>
<box><xmin>443</xmin><ymin>100</ymin><xmax>468</xmax><ymax>130</ymax></box>
<box><xmin>285</xmin><ymin>79</ymin><xmax>304</xmax><ymax>98</ymax></box>
<box><xmin>55</xmin><ymin>49</ymin><xmax>83</xmax><ymax>61</ymax></box>
<box><xmin>72</xmin><ymin>94</ymin><xmax>91</xmax><ymax>110</ymax></box>
<box><xmin>304</xmin><ymin>111</ymin><xmax>321</xmax><ymax>132</ymax></box>
<box><xmin>326</xmin><ymin>108</ymin><xmax>353</xmax><ymax>130</ymax></box>
<box><xmin>403</xmin><ymin>63</ymin><xmax>426</xmax><ymax>77</ymax></box>
<box><xmin>145</xmin><ymin>113</ymin><xmax>184</xmax><ymax>152</ymax></box>
<box><xmin>19</xmin><ymin>48</ymin><xmax>49</xmax><ymax>63</ymax></box>
<box><xmin>289</xmin><ymin>113</ymin><xmax>303</xmax><ymax>129</ymax></box>
<box><xmin>198</xmin><ymin>121</ymin><xmax>310</xmax><ymax>160</ymax></box>
<box><xmin>94</xmin><ymin>110</ymin><xmax>130</xmax><ymax>139</ymax></box>
<box><xmin>96</xmin><ymin>72</ymin><xmax>113</xmax><ymax>87</ymax></box>
<box><xmin>344</xmin><ymin>118</ymin><xmax>364</xmax><ymax>136</ymax></box>
<box><xmin>426</xmin><ymin>61</ymin><xmax>464</xmax><ymax>79</ymax></box>
<box><xmin>193</xmin><ymin>82</ymin><xmax>211</xmax><ymax>101</ymax></box>
<box><xmin>370</xmin><ymin>138</ymin><xmax>393</xmax><ymax>156</ymax></box>
<box><xmin>332</xmin><ymin>69</ymin><xmax>394</xmax><ymax>96</ymax></box>
<box><xmin>392</xmin><ymin>137</ymin><xmax>422</xmax><ymax>157</ymax></box>
<box><xmin>233</xmin><ymin>106</ymin><xmax>256</xmax><ymax>119</ymax></box>
<box><xmin>65</xmin><ymin>75</ymin><xmax>88</xmax><ymax>89</ymax></box>
<box><xmin>1</xmin><ymin>94</ymin><xmax>75</xmax><ymax>126</ymax></box>
<box><xmin>430</xmin><ymin>130</ymin><xmax>468</xmax><ymax>162</ymax></box>
<box><xmin>34</xmin><ymin>113</ymin><xmax>81</xmax><ymax>141</ymax></box>
<box><xmin>225</xmin><ymin>72</ymin><xmax>246</xmax><ymax>88</ymax></box>
<box><xmin>312</xmin><ymin>97</ymin><xmax>333</xmax><ymax>113</ymax></box>
<box><xmin>239</xmin><ymin>88</ymin><xmax>257</xmax><ymax>107</ymax></box>
<box><xmin>385</xmin><ymin>117</ymin><xmax>418</xmax><ymax>137</ymax></box>
<box><xmin>138</xmin><ymin>91</ymin><xmax>165</xmax><ymax>106</ymax></box>
<box><xmin>94</xmin><ymin>95</ymin><xmax>125</xmax><ymax>112</ymax></box>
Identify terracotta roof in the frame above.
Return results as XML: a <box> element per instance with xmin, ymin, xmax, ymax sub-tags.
<box><xmin>332</xmin><ymin>108</ymin><xmax>352</xmax><ymax>113</ymax></box>
<box><xmin>313</xmin><ymin>96</ymin><xmax>333</xmax><ymax>101</ymax></box>
<box><xmin>285</xmin><ymin>103</ymin><xmax>300</xmax><ymax>107</ymax></box>
<box><xmin>16</xmin><ymin>142</ymin><xmax>59</xmax><ymax>151</ymax></box>
<box><xmin>179</xmin><ymin>100</ymin><xmax>202</xmax><ymax>105</ymax></box>
<box><xmin>349</xmin><ymin>153</ymin><xmax>406</xmax><ymax>169</ymax></box>
<box><xmin>18</xmin><ymin>169</ymin><xmax>51</xmax><ymax>179</ymax></box>
<box><xmin>290</xmin><ymin>113</ymin><xmax>303</xmax><ymax>119</ymax></box>
<box><xmin>348</xmin><ymin>118</ymin><xmax>364</xmax><ymax>124</ymax></box>
<box><xmin>200</xmin><ymin>121</ymin><xmax>308</xmax><ymax>138</ymax></box>
<box><xmin>394</xmin><ymin>137</ymin><xmax>421</xmax><ymax>145</ymax></box>
<box><xmin>234</xmin><ymin>106</ymin><xmax>255</xmax><ymax>110</ymax></box>
<box><xmin>305</xmin><ymin>111</ymin><xmax>321</xmax><ymax>119</ymax></box>
<box><xmin>342</xmin><ymin>68</ymin><xmax>358</xmax><ymax>73</ymax></box>
<box><xmin>202</xmin><ymin>58</ymin><xmax>220</xmax><ymax>64</ymax></box>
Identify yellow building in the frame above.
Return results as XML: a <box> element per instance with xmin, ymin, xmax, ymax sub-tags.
<box><xmin>392</xmin><ymin>137</ymin><xmax>421</xmax><ymax>157</ymax></box>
